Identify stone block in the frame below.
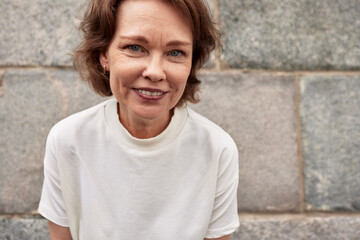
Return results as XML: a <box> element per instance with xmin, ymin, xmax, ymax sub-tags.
<box><xmin>0</xmin><ymin>216</ymin><xmax>49</xmax><ymax>240</ymax></box>
<box><xmin>0</xmin><ymin>0</ymin><xmax>84</xmax><ymax>66</ymax></box>
<box><xmin>219</xmin><ymin>0</ymin><xmax>360</xmax><ymax>70</ymax></box>
<box><xmin>0</xmin><ymin>69</ymin><xmax>105</xmax><ymax>213</ymax></box>
<box><xmin>231</xmin><ymin>215</ymin><xmax>360</xmax><ymax>240</ymax></box>
<box><xmin>191</xmin><ymin>71</ymin><xmax>299</xmax><ymax>211</ymax></box>
<box><xmin>300</xmin><ymin>74</ymin><xmax>360</xmax><ymax>211</ymax></box>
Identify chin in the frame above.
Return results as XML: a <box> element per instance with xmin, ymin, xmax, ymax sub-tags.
<box><xmin>133</xmin><ymin>106</ymin><xmax>171</xmax><ymax>121</ymax></box>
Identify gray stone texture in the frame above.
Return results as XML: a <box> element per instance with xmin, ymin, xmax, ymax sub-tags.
<box><xmin>191</xmin><ymin>71</ymin><xmax>299</xmax><ymax>212</ymax></box>
<box><xmin>0</xmin><ymin>69</ymin><xmax>5</xmax><ymax>97</ymax></box>
<box><xmin>2</xmin><ymin>215</ymin><xmax>360</xmax><ymax>240</ymax></box>
<box><xmin>300</xmin><ymin>74</ymin><xmax>360</xmax><ymax>212</ymax></box>
<box><xmin>0</xmin><ymin>0</ymin><xmax>84</xmax><ymax>66</ymax></box>
<box><xmin>0</xmin><ymin>69</ymin><xmax>104</xmax><ymax>213</ymax></box>
<box><xmin>231</xmin><ymin>215</ymin><xmax>360</xmax><ymax>240</ymax></box>
<box><xmin>0</xmin><ymin>216</ymin><xmax>49</xmax><ymax>240</ymax></box>
<box><xmin>219</xmin><ymin>0</ymin><xmax>360</xmax><ymax>70</ymax></box>
<box><xmin>201</xmin><ymin>0</ymin><xmax>216</xmax><ymax>69</ymax></box>
<box><xmin>0</xmin><ymin>0</ymin><xmax>215</xmax><ymax>68</ymax></box>
<box><xmin>204</xmin><ymin>0</ymin><xmax>213</xmax><ymax>14</ymax></box>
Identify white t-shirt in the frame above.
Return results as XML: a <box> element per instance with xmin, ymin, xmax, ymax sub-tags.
<box><xmin>38</xmin><ymin>98</ymin><xmax>239</xmax><ymax>240</ymax></box>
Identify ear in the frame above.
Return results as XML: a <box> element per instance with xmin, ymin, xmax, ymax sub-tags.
<box><xmin>99</xmin><ymin>51</ymin><xmax>109</xmax><ymax>69</ymax></box>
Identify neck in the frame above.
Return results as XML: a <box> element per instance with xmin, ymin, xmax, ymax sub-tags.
<box><xmin>117</xmin><ymin>104</ymin><xmax>173</xmax><ymax>139</ymax></box>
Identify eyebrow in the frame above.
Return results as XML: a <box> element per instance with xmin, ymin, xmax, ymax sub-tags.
<box><xmin>119</xmin><ymin>35</ymin><xmax>149</xmax><ymax>44</ymax></box>
<box><xmin>119</xmin><ymin>35</ymin><xmax>192</xmax><ymax>47</ymax></box>
<box><xmin>166</xmin><ymin>40</ymin><xmax>192</xmax><ymax>47</ymax></box>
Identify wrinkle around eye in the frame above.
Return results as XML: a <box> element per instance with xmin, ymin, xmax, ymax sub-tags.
<box><xmin>166</xmin><ymin>55</ymin><xmax>189</xmax><ymax>64</ymax></box>
<box><xmin>119</xmin><ymin>45</ymin><xmax>147</xmax><ymax>57</ymax></box>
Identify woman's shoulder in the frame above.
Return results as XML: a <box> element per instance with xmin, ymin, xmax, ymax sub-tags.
<box><xmin>48</xmin><ymin>99</ymin><xmax>112</xmax><ymax>141</ymax></box>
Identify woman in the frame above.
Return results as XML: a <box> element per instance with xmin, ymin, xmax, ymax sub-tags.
<box><xmin>38</xmin><ymin>0</ymin><xmax>239</xmax><ymax>239</ymax></box>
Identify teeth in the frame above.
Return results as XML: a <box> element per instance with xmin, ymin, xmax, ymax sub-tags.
<box><xmin>137</xmin><ymin>89</ymin><xmax>164</xmax><ymax>96</ymax></box>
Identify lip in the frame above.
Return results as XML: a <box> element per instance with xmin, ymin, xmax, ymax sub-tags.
<box><xmin>133</xmin><ymin>88</ymin><xmax>167</xmax><ymax>101</ymax></box>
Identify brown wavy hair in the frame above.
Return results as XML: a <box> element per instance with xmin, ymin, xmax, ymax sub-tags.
<box><xmin>74</xmin><ymin>0</ymin><xmax>220</xmax><ymax>106</ymax></box>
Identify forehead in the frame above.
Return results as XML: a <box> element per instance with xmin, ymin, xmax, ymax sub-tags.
<box><xmin>115</xmin><ymin>0</ymin><xmax>193</xmax><ymax>40</ymax></box>
<box><xmin>117</xmin><ymin>0</ymin><xmax>191</xmax><ymax>29</ymax></box>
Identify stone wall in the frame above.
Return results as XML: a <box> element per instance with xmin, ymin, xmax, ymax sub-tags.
<box><xmin>1</xmin><ymin>0</ymin><xmax>359</xmax><ymax>239</ymax></box>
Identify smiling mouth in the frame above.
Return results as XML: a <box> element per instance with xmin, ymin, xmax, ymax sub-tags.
<box><xmin>134</xmin><ymin>88</ymin><xmax>167</xmax><ymax>100</ymax></box>
<box><xmin>136</xmin><ymin>89</ymin><xmax>164</xmax><ymax>96</ymax></box>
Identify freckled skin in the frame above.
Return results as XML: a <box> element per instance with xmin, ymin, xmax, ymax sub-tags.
<box><xmin>100</xmin><ymin>0</ymin><xmax>193</xmax><ymax>139</ymax></box>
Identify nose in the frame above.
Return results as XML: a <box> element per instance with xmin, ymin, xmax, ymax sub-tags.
<box><xmin>142</xmin><ymin>54</ymin><xmax>166</xmax><ymax>82</ymax></box>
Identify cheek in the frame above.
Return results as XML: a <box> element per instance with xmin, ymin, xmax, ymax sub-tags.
<box><xmin>109</xmin><ymin>64</ymin><xmax>137</xmax><ymax>90</ymax></box>
<box><xmin>175</xmin><ymin>71</ymin><xmax>190</xmax><ymax>94</ymax></box>
<box><xmin>109</xmin><ymin>75</ymin><xmax>118</xmax><ymax>95</ymax></box>
<box><xmin>109</xmin><ymin>72</ymin><xmax>130</xmax><ymax>100</ymax></box>
<box><xmin>168</xmin><ymin>72</ymin><xmax>189</xmax><ymax>106</ymax></box>
<box><xmin>108</xmin><ymin>51</ymin><xmax>141</xmax><ymax>87</ymax></box>
<box><xmin>168</xmin><ymin>64</ymin><xmax>191</xmax><ymax>88</ymax></box>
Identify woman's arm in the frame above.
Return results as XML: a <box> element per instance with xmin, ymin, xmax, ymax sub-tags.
<box><xmin>48</xmin><ymin>221</ymin><xmax>72</xmax><ymax>240</ymax></box>
<box><xmin>204</xmin><ymin>234</ymin><xmax>231</xmax><ymax>240</ymax></box>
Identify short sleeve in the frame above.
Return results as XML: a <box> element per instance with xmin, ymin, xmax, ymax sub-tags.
<box><xmin>38</xmin><ymin>127</ymin><xmax>69</xmax><ymax>227</ymax></box>
<box><xmin>205</xmin><ymin>139</ymin><xmax>240</xmax><ymax>238</ymax></box>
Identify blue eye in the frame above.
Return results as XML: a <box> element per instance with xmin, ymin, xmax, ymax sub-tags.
<box><xmin>129</xmin><ymin>45</ymin><xmax>140</xmax><ymax>51</ymax></box>
<box><xmin>170</xmin><ymin>50</ymin><xmax>182</xmax><ymax>57</ymax></box>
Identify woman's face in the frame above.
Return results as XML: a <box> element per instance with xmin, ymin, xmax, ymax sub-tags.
<box><xmin>100</xmin><ymin>0</ymin><xmax>193</xmax><ymax>126</ymax></box>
